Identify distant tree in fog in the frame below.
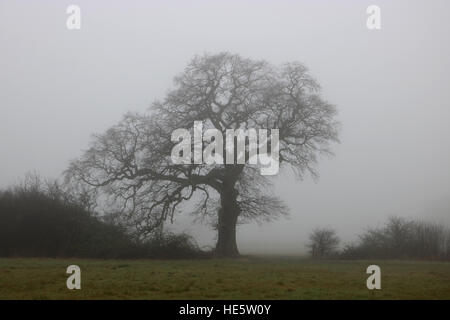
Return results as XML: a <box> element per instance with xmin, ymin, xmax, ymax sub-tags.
<box><xmin>307</xmin><ymin>228</ymin><xmax>340</xmax><ymax>258</ymax></box>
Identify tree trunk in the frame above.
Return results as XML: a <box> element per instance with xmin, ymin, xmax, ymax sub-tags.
<box><xmin>215</xmin><ymin>186</ymin><xmax>240</xmax><ymax>257</ymax></box>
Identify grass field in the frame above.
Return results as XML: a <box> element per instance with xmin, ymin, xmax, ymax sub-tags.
<box><xmin>0</xmin><ymin>257</ymin><xmax>449</xmax><ymax>299</ymax></box>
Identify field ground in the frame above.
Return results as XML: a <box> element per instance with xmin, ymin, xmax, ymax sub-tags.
<box><xmin>0</xmin><ymin>257</ymin><xmax>449</xmax><ymax>299</ymax></box>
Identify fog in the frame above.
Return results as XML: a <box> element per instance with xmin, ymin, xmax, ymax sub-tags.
<box><xmin>1</xmin><ymin>0</ymin><xmax>450</xmax><ymax>255</ymax></box>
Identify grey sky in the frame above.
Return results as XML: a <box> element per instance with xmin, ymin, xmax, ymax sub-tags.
<box><xmin>1</xmin><ymin>0</ymin><xmax>450</xmax><ymax>254</ymax></box>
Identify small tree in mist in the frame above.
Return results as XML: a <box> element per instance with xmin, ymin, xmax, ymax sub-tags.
<box><xmin>66</xmin><ymin>52</ymin><xmax>339</xmax><ymax>257</ymax></box>
<box><xmin>307</xmin><ymin>228</ymin><xmax>340</xmax><ymax>258</ymax></box>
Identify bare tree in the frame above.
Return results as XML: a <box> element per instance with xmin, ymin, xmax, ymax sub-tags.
<box><xmin>66</xmin><ymin>52</ymin><xmax>339</xmax><ymax>257</ymax></box>
<box><xmin>307</xmin><ymin>228</ymin><xmax>340</xmax><ymax>258</ymax></box>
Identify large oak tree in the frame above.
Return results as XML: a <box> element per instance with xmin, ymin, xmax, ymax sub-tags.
<box><xmin>66</xmin><ymin>52</ymin><xmax>339</xmax><ymax>257</ymax></box>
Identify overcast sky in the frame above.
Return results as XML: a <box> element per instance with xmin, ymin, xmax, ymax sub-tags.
<box><xmin>1</xmin><ymin>0</ymin><xmax>450</xmax><ymax>254</ymax></box>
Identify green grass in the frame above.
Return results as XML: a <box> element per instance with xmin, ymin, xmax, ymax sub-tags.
<box><xmin>0</xmin><ymin>257</ymin><xmax>449</xmax><ymax>299</ymax></box>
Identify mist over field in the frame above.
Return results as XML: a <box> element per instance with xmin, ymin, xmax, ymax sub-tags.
<box><xmin>1</xmin><ymin>0</ymin><xmax>450</xmax><ymax>256</ymax></box>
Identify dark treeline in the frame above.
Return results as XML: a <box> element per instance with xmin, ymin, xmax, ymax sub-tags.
<box><xmin>0</xmin><ymin>177</ymin><xmax>207</xmax><ymax>259</ymax></box>
<box><xmin>341</xmin><ymin>217</ymin><xmax>450</xmax><ymax>261</ymax></box>
<box><xmin>308</xmin><ymin>217</ymin><xmax>450</xmax><ymax>261</ymax></box>
<box><xmin>2</xmin><ymin>176</ymin><xmax>449</xmax><ymax>260</ymax></box>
